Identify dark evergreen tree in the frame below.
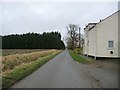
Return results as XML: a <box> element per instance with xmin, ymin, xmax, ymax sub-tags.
<box><xmin>2</xmin><ymin>32</ymin><xmax>65</xmax><ymax>49</ymax></box>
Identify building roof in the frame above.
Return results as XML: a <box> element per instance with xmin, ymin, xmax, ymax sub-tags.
<box><xmin>84</xmin><ymin>23</ymin><xmax>97</xmax><ymax>30</ymax></box>
<box><xmin>84</xmin><ymin>10</ymin><xmax>120</xmax><ymax>31</ymax></box>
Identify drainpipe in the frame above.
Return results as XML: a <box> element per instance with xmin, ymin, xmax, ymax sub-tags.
<box><xmin>94</xmin><ymin>26</ymin><xmax>97</xmax><ymax>60</ymax></box>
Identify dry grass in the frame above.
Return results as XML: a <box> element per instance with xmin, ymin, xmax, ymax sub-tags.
<box><xmin>2</xmin><ymin>49</ymin><xmax>49</xmax><ymax>56</ymax></box>
<box><xmin>2</xmin><ymin>50</ymin><xmax>62</xmax><ymax>89</ymax></box>
<box><xmin>2</xmin><ymin>49</ymin><xmax>57</xmax><ymax>72</ymax></box>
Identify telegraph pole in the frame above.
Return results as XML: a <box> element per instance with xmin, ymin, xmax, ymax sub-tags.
<box><xmin>79</xmin><ymin>27</ymin><xmax>81</xmax><ymax>48</ymax></box>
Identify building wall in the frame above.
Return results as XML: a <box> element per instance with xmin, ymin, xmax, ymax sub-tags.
<box><xmin>83</xmin><ymin>11</ymin><xmax>119</xmax><ymax>58</ymax></box>
<box><xmin>83</xmin><ymin>24</ymin><xmax>95</xmax><ymax>55</ymax></box>
<box><xmin>88</xmin><ymin>28</ymin><xmax>96</xmax><ymax>56</ymax></box>
<box><xmin>118</xmin><ymin>11</ymin><xmax>120</xmax><ymax>57</ymax></box>
<box><xmin>95</xmin><ymin>12</ymin><xmax>118</xmax><ymax>57</ymax></box>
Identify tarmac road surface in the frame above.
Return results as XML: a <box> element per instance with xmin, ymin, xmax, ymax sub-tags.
<box><xmin>11</xmin><ymin>49</ymin><xmax>118</xmax><ymax>88</ymax></box>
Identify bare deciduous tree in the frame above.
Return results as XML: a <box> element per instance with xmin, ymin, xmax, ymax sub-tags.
<box><xmin>66</xmin><ymin>24</ymin><xmax>79</xmax><ymax>50</ymax></box>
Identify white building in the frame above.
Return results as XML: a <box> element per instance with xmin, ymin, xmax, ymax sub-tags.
<box><xmin>83</xmin><ymin>11</ymin><xmax>120</xmax><ymax>59</ymax></box>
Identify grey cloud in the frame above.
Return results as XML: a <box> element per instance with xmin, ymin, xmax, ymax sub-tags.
<box><xmin>1</xmin><ymin>2</ymin><xmax>118</xmax><ymax>40</ymax></box>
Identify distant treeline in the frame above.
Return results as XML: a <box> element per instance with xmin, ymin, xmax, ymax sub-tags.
<box><xmin>2</xmin><ymin>32</ymin><xmax>65</xmax><ymax>49</ymax></box>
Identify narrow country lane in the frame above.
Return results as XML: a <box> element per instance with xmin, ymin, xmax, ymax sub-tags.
<box><xmin>11</xmin><ymin>49</ymin><xmax>99</xmax><ymax>88</ymax></box>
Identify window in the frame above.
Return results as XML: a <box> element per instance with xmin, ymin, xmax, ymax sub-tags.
<box><xmin>108</xmin><ymin>41</ymin><xmax>114</xmax><ymax>48</ymax></box>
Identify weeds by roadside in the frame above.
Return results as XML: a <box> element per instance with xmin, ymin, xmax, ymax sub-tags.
<box><xmin>69</xmin><ymin>50</ymin><xmax>95</xmax><ymax>64</ymax></box>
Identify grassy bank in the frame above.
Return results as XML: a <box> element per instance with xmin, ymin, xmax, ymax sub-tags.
<box><xmin>2</xmin><ymin>50</ymin><xmax>56</xmax><ymax>72</ymax></box>
<box><xmin>69</xmin><ymin>50</ymin><xmax>95</xmax><ymax>63</ymax></box>
<box><xmin>2</xmin><ymin>50</ymin><xmax>62</xmax><ymax>89</ymax></box>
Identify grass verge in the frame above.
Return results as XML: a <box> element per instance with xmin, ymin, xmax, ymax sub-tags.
<box><xmin>69</xmin><ymin>50</ymin><xmax>95</xmax><ymax>64</ymax></box>
<box><xmin>2</xmin><ymin>50</ymin><xmax>62</xmax><ymax>89</ymax></box>
<box><xmin>2</xmin><ymin>50</ymin><xmax>56</xmax><ymax>72</ymax></box>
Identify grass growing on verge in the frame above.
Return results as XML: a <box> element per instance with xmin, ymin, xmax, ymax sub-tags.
<box><xmin>2</xmin><ymin>50</ymin><xmax>56</xmax><ymax>72</ymax></box>
<box><xmin>69</xmin><ymin>50</ymin><xmax>95</xmax><ymax>64</ymax></box>
<box><xmin>2</xmin><ymin>50</ymin><xmax>62</xmax><ymax>89</ymax></box>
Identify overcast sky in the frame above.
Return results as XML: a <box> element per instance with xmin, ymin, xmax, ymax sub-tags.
<box><xmin>0</xmin><ymin>0</ymin><xmax>119</xmax><ymax>42</ymax></box>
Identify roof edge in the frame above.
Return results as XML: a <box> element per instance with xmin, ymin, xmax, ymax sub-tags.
<box><xmin>85</xmin><ymin>10</ymin><xmax>119</xmax><ymax>31</ymax></box>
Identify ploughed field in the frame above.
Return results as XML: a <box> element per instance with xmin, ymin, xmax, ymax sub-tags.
<box><xmin>2</xmin><ymin>49</ymin><xmax>62</xmax><ymax>88</ymax></box>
